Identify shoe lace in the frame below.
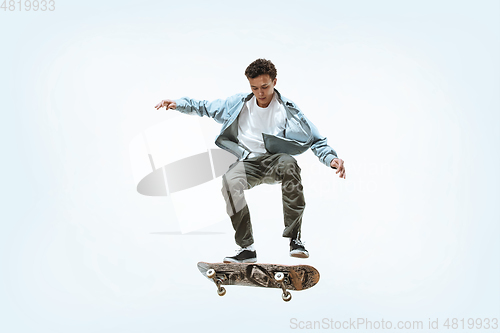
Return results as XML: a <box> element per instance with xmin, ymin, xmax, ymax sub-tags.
<box><xmin>234</xmin><ymin>246</ymin><xmax>251</xmax><ymax>255</ymax></box>
<box><xmin>234</xmin><ymin>248</ymin><xmax>245</xmax><ymax>255</ymax></box>
<box><xmin>293</xmin><ymin>239</ymin><xmax>305</xmax><ymax>246</ymax></box>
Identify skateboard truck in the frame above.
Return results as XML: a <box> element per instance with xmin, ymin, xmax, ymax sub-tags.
<box><xmin>206</xmin><ymin>269</ymin><xmax>226</xmax><ymax>296</ymax></box>
<box><xmin>274</xmin><ymin>272</ymin><xmax>292</xmax><ymax>302</ymax></box>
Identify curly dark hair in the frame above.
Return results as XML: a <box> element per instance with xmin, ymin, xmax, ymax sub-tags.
<box><xmin>244</xmin><ymin>58</ymin><xmax>277</xmax><ymax>80</ymax></box>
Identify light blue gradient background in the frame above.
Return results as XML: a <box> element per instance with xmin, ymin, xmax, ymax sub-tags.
<box><xmin>1</xmin><ymin>1</ymin><xmax>499</xmax><ymax>332</ymax></box>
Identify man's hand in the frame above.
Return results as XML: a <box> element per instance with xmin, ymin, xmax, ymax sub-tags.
<box><xmin>155</xmin><ymin>99</ymin><xmax>177</xmax><ymax>110</ymax></box>
<box><xmin>330</xmin><ymin>158</ymin><xmax>346</xmax><ymax>179</ymax></box>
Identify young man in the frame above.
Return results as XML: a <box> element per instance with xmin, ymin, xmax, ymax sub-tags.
<box><xmin>154</xmin><ymin>59</ymin><xmax>346</xmax><ymax>263</ymax></box>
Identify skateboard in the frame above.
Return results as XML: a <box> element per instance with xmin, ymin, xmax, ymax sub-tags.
<box><xmin>197</xmin><ymin>262</ymin><xmax>320</xmax><ymax>302</ymax></box>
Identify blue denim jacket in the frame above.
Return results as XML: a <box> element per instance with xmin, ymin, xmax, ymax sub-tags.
<box><xmin>175</xmin><ymin>89</ymin><xmax>338</xmax><ymax>168</ymax></box>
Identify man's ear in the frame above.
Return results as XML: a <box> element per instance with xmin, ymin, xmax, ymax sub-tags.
<box><xmin>273</xmin><ymin>78</ymin><xmax>277</xmax><ymax>86</ymax></box>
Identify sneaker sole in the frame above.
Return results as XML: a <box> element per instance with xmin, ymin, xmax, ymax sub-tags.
<box><xmin>223</xmin><ymin>257</ymin><xmax>258</xmax><ymax>263</ymax></box>
<box><xmin>290</xmin><ymin>250</ymin><xmax>309</xmax><ymax>258</ymax></box>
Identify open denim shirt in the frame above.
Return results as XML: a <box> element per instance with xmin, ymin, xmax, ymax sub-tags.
<box><xmin>175</xmin><ymin>89</ymin><xmax>338</xmax><ymax>168</ymax></box>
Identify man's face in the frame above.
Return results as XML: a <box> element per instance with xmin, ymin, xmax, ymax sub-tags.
<box><xmin>248</xmin><ymin>74</ymin><xmax>277</xmax><ymax>108</ymax></box>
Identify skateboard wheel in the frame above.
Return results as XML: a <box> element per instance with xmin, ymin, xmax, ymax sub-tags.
<box><xmin>207</xmin><ymin>269</ymin><xmax>216</xmax><ymax>279</ymax></box>
<box><xmin>282</xmin><ymin>291</ymin><xmax>292</xmax><ymax>302</ymax></box>
<box><xmin>274</xmin><ymin>272</ymin><xmax>284</xmax><ymax>282</ymax></box>
<box><xmin>217</xmin><ymin>286</ymin><xmax>226</xmax><ymax>296</ymax></box>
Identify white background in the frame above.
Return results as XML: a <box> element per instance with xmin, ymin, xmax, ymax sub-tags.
<box><xmin>1</xmin><ymin>0</ymin><xmax>499</xmax><ymax>332</ymax></box>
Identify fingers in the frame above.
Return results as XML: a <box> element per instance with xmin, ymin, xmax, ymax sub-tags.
<box><xmin>154</xmin><ymin>101</ymin><xmax>163</xmax><ymax>110</ymax></box>
<box><xmin>154</xmin><ymin>100</ymin><xmax>169</xmax><ymax>110</ymax></box>
<box><xmin>337</xmin><ymin>166</ymin><xmax>345</xmax><ymax>178</ymax></box>
<box><xmin>154</xmin><ymin>100</ymin><xmax>176</xmax><ymax>110</ymax></box>
<box><xmin>333</xmin><ymin>158</ymin><xmax>346</xmax><ymax>179</ymax></box>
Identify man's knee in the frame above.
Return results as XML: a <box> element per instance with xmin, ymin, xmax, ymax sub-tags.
<box><xmin>221</xmin><ymin>174</ymin><xmax>247</xmax><ymax>197</ymax></box>
<box><xmin>277</xmin><ymin>154</ymin><xmax>300</xmax><ymax>172</ymax></box>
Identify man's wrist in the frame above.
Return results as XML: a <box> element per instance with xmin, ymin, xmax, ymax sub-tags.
<box><xmin>328</xmin><ymin>155</ymin><xmax>338</xmax><ymax>168</ymax></box>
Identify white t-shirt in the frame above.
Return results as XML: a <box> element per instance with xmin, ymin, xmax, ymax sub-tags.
<box><xmin>237</xmin><ymin>93</ymin><xmax>287</xmax><ymax>154</ymax></box>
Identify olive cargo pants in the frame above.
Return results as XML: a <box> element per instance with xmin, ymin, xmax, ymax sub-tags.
<box><xmin>221</xmin><ymin>153</ymin><xmax>305</xmax><ymax>248</ymax></box>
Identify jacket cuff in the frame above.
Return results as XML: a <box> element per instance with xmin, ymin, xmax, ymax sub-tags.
<box><xmin>174</xmin><ymin>99</ymin><xmax>186</xmax><ymax>111</ymax></box>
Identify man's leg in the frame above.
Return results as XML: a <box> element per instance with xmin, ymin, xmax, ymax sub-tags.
<box><xmin>279</xmin><ymin>155</ymin><xmax>305</xmax><ymax>240</ymax></box>
<box><xmin>221</xmin><ymin>157</ymin><xmax>263</xmax><ymax>248</ymax></box>
<box><xmin>258</xmin><ymin>153</ymin><xmax>309</xmax><ymax>258</ymax></box>
<box><xmin>258</xmin><ymin>153</ymin><xmax>305</xmax><ymax>240</ymax></box>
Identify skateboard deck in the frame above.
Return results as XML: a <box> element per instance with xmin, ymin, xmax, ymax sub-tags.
<box><xmin>197</xmin><ymin>262</ymin><xmax>320</xmax><ymax>302</ymax></box>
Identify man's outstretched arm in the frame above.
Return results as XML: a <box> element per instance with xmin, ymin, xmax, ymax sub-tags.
<box><xmin>154</xmin><ymin>97</ymin><xmax>227</xmax><ymax>122</ymax></box>
<box><xmin>156</xmin><ymin>97</ymin><xmax>227</xmax><ymax>120</ymax></box>
<box><xmin>154</xmin><ymin>94</ymin><xmax>246</xmax><ymax>124</ymax></box>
